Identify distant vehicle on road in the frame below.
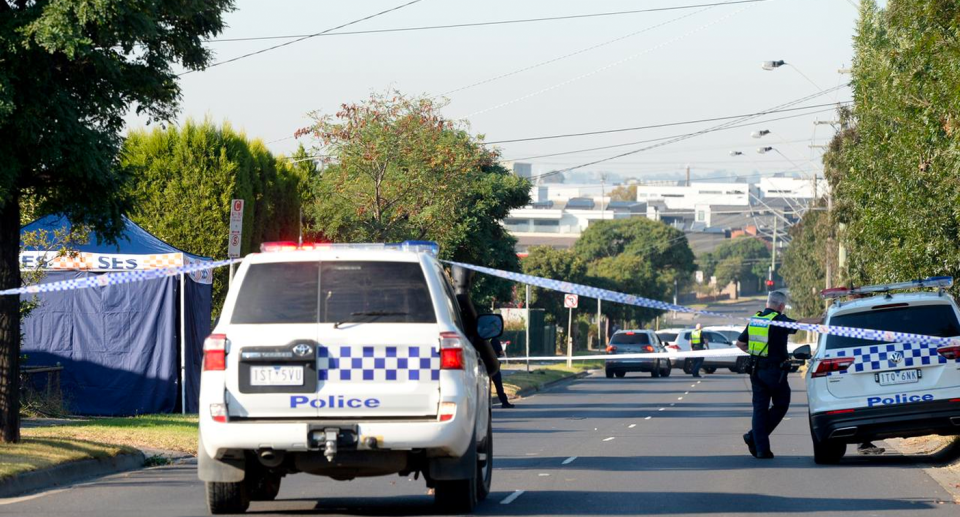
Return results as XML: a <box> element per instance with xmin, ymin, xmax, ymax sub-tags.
<box><xmin>198</xmin><ymin>241</ymin><xmax>498</xmax><ymax>514</ymax></box>
<box><xmin>671</xmin><ymin>328</ymin><xmax>741</xmax><ymax>374</ymax></box>
<box><xmin>655</xmin><ymin>328</ymin><xmax>684</xmax><ymax>350</ymax></box>
<box><xmin>801</xmin><ymin>277</ymin><xmax>960</xmax><ymax>464</ymax></box>
<box><xmin>604</xmin><ymin>330</ymin><xmax>672</xmax><ymax>379</ymax></box>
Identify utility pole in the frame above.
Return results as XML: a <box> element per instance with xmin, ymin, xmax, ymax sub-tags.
<box><xmin>769</xmin><ymin>216</ymin><xmax>778</xmax><ymax>285</ymax></box>
<box><xmin>598</xmin><ymin>175</ymin><xmax>605</xmax><ymax>350</ymax></box>
<box><xmin>685</xmin><ymin>165</ymin><xmax>691</xmax><ymax>187</ymax></box>
<box><xmin>525</xmin><ymin>284</ymin><xmax>531</xmax><ymax>373</ymax></box>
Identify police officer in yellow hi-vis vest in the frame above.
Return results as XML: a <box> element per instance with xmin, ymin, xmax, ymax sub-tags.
<box><xmin>689</xmin><ymin>323</ymin><xmax>708</xmax><ymax>378</ymax></box>
<box><xmin>735</xmin><ymin>290</ymin><xmax>817</xmax><ymax>459</ymax></box>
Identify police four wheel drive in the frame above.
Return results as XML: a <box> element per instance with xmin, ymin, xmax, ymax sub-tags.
<box><xmin>798</xmin><ymin>277</ymin><xmax>960</xmax><ymax>464</ymax></box>
<box><xmin>197</xmin><ymin>241</ymin><xmax>502</xmax><ymax>514</ymax></box>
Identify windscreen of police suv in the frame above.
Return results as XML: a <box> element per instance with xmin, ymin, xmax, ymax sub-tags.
<box><xmin>824</xmin><ymin>304</ymin><xmax>960</xmax><ymax>350</ymax></box>
<box><xmin>231</xmin><ymin>261</ymin><xmax>436</xmax><ymax>324</ymax></box>
<box><xmin>609</xmin><ymin>333</ymin><xmax>652</xmax><ymax>345</ymax></box>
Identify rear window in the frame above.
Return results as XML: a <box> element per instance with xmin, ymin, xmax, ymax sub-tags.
<box><xmin>657</xmin><ymin>332</ymin><xmax>678</xmax><ymax>342</ymax></box>
<box><xmin>231</xmin><ymin>261</ymin><xmax>436</xmax><ymax>324</ymax></box>
<box><xmin>824</xmin><ymin>304</ymin><xmax>960</xmax><ymax>350</ymax></box>
<box><xmin>610</xmin><ymin>332</ymin><xmax>652</xmax><ymax>345</ymax></box>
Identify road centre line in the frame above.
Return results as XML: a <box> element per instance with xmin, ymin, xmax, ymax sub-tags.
<box><xmin>501</xmin><ymin>490</ymin><xmax>525</xmax><ymax>505</ymax></box>
<box><xmin>645</xmin><ymin>416</ymin><xmax>652</xmax><ymax>420</ymax></box>
<box><xmin>603</xmin><ymin>437</ymin><xmax>616</xmax><ymax>442</ymax></box>
<box><xmin>659</xmin><ymin>407</ymin><xmax>665</xmax><ymax>411</ymax></box>
<box><xmin>562</xmin><ymin>456</ymin><xmax>578</xmax><ymax>465</ymax></box>
<box><xmin>678</xmin><ymin>397</ymin><xmax>683</xmax><ymax>400</ymax></box>
<box><xmin>628</xmin><ymin>424</ymin><xmax>636</xmax><ymax>428</ymax></box>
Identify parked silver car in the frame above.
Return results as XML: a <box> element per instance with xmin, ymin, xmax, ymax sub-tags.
<box><xmin>604</xmin><ymin>330</ymin><xmax>672</xmax><ymax>378</ymax></box>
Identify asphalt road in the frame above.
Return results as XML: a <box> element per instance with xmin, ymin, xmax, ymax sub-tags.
<box><xmin>3</xmin><ymin>371</ymin><xmax>956</xmax><ymax>516</ymax></box>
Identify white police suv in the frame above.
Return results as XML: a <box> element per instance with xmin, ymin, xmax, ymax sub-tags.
<box><xmin>198</xmin><ymin>241</ymin><xmax>499</xmax><ymax>514</ymax></box>
<box><xmin>799</xmin><ymin>277</ymin><xmax>960</xmax><ymax>464</ymax></box>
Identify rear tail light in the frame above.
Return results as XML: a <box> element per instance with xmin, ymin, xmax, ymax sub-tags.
<box><xmin>439</xmin><ymin>401</ymin><xmax>457</xmax><ymax>422</ymax></box>
<box><xmin>606</xmin><ymin>345</ymin><xmax>617</xmax><ymax>353</ymax></box>
<box><xmin>439</xmin><ymin>332</ymin><xmax>464</xmax><ymax>370</ymax></box>
<box><xmin>667</xmin><ymin>344</ymin><xmax>680</xmax><ymax>351</ymax></box>
<box><xmin>937</xmin><ymin>345</ymin><xmax>960</xmax><ymax>360</ymax></box>
<box><xmin>644</xmin><ymin>345</ymin><xmax>654</xmax><ymax>353</ymax></box>
<box><xmin>209</xmin><ymin>403</ymin><xmax>227</xmax><ymax>423</ymax></box>
<box><xmin>811</xmin><ymin>357</ymin><xmax>855</xmax><ymax>378</ymax></box>
<box><xmin>203</xmin><ymin>334</ymin><xmax>227</xmax><ymax>371</ymax></box>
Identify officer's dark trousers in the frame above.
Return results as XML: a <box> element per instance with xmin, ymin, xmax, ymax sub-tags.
<box><xmin>689</xmin><ymin>356</ymin><xmax>704</xmax><ymax>376</ymax></box>
<box><xmin>750</xmin><ymin>366</ymin><xmax>791</xmax><ymax>455</ymax></box>
<box><xmin>492</xmin><ymin>372</ymin><xmax>509</xmax><ymax>405</ymax></box>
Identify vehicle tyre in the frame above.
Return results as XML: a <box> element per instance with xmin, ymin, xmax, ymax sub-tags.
<box><xmin>615</xmin><ymin>371</ymin><xmax>626</xmax><ymax>378</ymax></box>
<box><xmin>735</xmin><ymin>356</ymin><xmax>749</xmax><ymax>374</ymax></box>
<box><xmin>682</xmin><ymin>359</ymin><xmax>693</xmax><ymax>375</ymax></box>
<box><xmin>605</xmin><ymin>369</ymin><xmax>614</xmax><ymax>379</ymax></box>
<box><xmin>477</xmin><ymin>409</ymin><xmax>493</xmax><ymax>502</ymax></box>
<box><xmin>660</xmin><ymin>363</ymin><xmax>672</xmax><ymax>377</ymax></box>
<box><xmin>651</xmin><ymin>360</ymin><xmax>662</xmax><ymax>378</ymax></box>
<box><xmin>206</xmin><ymin>480</ymin><xmax>250</xmax><ymax>515</ymax></box>
<box><xmin>247</xmin><ymin>471</ymin><xmax>281</xmax><ymax>502</ymax></box>
<box><xmin>703</xmin><ymin>367</ymin><xmax>717</xmax><ymax>374</ymax></box>
<box><xmin>434</xmin><ymin>449</ymin><xmax>479</xmax><ymax>513</ymax></box>
<box><xmin>810</xmin><ymin>416</ymin><xmax>846</xmax><ymax>464</ymax></box>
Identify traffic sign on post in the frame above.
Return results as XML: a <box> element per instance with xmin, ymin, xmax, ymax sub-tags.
<box><xmin>228</xmin><ymin>199</ymin><xmax>244</xmax><ymax>259</ymax></box>
<box><xmin>564</xmin><ymin>294</ymin><xmax>578</xmax><ymax>367</ymax></box>
<box><xmin>564</xmin><ymin>294</ymin><xmax>579</xmax><ymax>309</ymax></box>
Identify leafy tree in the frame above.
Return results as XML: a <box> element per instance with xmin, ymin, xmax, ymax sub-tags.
<box><xmin>780</xmin><ymin>199</ymin><xmax>838</xmax><ymax>318</ymax></box>
<box><xmin>121</xmin><ymin>121</ymin><xmax>304</xmax><ymax>315</ymax></box>
<box><xmin>699</xmin><ymin>237</ymin><xmax>770</xmax><ymax>293</ymax></box>
<box><xmin>827</xmin><ymin>1</ymin><xmax>960</xmax><ymax>291</ymax></box>
<box><xmin>299</xmin><ymin>91</ymin><xmax>530</xmax><ymax>304</ymax></box>
<box><xmin>520</xmin><ymin>246</ymin><xmax>587</xmax><ymax>325</ymax></box>
<box><xmin>0</xmin><ymin>0</ymin><xmax>233</xmax><ymax>442</ymax></box>
<box><xmin>608</xmin><ymin>184</ymin><xmax>637</xmax><ymax>203</ymax></box>
<box><xmin>585</xmin><ymin>254</ymin><xmax>660</xmax><ymax>324</ymax></box>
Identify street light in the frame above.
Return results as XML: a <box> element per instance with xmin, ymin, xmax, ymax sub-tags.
<box><xmin>762</xmin><ymin>59</ymin><xmax>821</xmax><ymax>90</ymax></box>
<box><xmin>762</xmin><ymin>60</ymin><xmax>786</xmax><ymax>71</ymax></box>
<box><xmin>751</xmin><ymin>129</ymin><xmax>771</xmax><ymax>138</ymax></box>
<box><xmin>757</xmin><ymin>146</ymin><xmax>774</xmax><ymax>154</ymax></box>
<box><xmin>729</xmin><ymin>150</ymin><xmax>743</xmax><ymax>156</ymax></box>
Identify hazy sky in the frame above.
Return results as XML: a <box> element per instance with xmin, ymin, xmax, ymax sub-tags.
<box><xmin>125</xmin><ymin>0</ymin><xmax>863</xmax><ymax>182</ymax></box>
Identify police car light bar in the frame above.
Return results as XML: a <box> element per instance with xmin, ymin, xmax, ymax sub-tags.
<box><xmin>259</xmin><ymin>240</ymin><xmax>439</xmax><ymax>255</ymax></box>
<box><xmin>820</xmin><ymin>276</ymin><xmax>953</xmax><ymax>300</ymax></box>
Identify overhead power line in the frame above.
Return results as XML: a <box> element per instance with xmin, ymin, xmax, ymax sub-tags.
<box><xmin>464</xmin><ymin>1</ymin><xmax>759</xmax><ymax>118</ymax></box>
<box><xmin>527</xmin><ymin>85</ymin><xmax>849</xmax><ymax>181</ymax></box>
<box><xmin>206</xmin><ymin>0</ymin><xmax>768</xmax><ymax>43</ymax></box>
<box><xmin>507</xmin><ymin>104</ymin><xmax>848</xmax><ymax>162</ymax></box>
<box><xmin>487</xmin><ymin>102</ymin><xmax>848</xmax><ymax>145</ymax></box>
<box><xmin>182</xmin><ymin>0</ymin><xmax>423</xmax><ymax>75</ymax></box>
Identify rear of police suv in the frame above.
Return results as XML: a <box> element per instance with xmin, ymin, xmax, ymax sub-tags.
<box><xmin>807</xmin><ymin>291</ymin><xmax>960</xmax><ymax>462</ymax></box>
<box><xmin>197</xmin><ymin>242</ymin><xmax>491</xmax><ymax>514</ymax></box>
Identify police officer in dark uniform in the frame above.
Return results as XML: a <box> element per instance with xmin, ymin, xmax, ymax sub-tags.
<box><xmin>735</xmin><ymin>290</ymin><xmax>812</xmax><ymax>459</ymax></box>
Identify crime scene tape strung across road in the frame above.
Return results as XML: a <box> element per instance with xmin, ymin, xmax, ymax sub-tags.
<box><xmin>0</xmin><ymin>258</ymin><xmax>239</xmax><ymax>297</ymax></box>
<box><xmin>443</xmin><ymin>260</ymin><xmax>960</xmax><ymax>351</ymax></box>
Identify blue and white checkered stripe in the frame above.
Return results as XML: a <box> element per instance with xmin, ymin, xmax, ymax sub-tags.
<box><xmin>825</xmin><ymin>343</ymin><xmax>949</xmax><ymax>376</ymax></box>
<box><xmin>1</xmin><ymin>258</ymin><xmax>238</xmax><ymax>296</ymax></box>
<box><xmin>443</xmin><ymin>260</ymin><xmax>960</xmax><ymax>350</ymax></box>
<box><xmin>317</xmin><ymin>345</ymin><xmax>440</xmax><ymax>382</ymax></box>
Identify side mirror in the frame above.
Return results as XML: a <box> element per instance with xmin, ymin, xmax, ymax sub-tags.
<box><xmin>476</xmin><ymin>314</ymin><xmax>504</xmax><ymax>340</ymax></box>
<box><xmin>792</xmin><ymin>345</ymin><xmax>812</xmax><ymax>361</ymax></box>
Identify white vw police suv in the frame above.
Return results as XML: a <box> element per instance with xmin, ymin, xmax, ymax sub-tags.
<box><xmin>198</xmin><ymin>241</ymin><xmax>499</xmax><ymax>514</ymax></box>
<box><xmin>798</xmin><ymin>277</ymin><xmax>960</xmax><ymax>464</ymax></box>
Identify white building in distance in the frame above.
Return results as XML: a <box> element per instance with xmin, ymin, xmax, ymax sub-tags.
<box><xmin>635</xmin><ymin>182</ymin><xmax>759</xmax><ymax>210</ymax></box>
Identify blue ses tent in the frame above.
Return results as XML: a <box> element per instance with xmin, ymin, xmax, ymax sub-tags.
<box><xmin>20</xmin><ymin>215</ymin><xmax>213</xmax><ymax>415</ymax></box>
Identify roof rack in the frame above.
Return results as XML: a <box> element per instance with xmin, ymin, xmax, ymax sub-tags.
<box><xmin>820</xmin><ymin>276</ymin><xmax>953</xmax><ymax>300</ymax></box>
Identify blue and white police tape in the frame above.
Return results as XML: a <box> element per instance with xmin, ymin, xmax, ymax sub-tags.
<box><xmin>443</xmin><ymin>260</ymin><xmax>960</xmax><ymax>350</ymax></box>
<box><xmin>0</xmin><ymin>258</ymin><xmax>238</xmax><ymax>297</ymax></box>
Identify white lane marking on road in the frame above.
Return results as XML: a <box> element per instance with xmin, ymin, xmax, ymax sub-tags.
<box><xmin>691</xmin><ymin>384</ymin><xmax>696</xmax><ymax>388</ymax></box>
<box><xmin>697</xmin><ymin>381</ymin><xmax>702</xmax><ymax>384</ymax></box>
<box><xmin>603</xmin><ymin>437</ymin><xmax>616</xmax><ymax>442</ymax></box>
<box><xmin>501</xmin><ymin>490</ymin><xmax>525</xmax><ymax>505</ymax></box>
<box><xmin>678</xmin><ymin>397</ymin><xmax>684</xmax><ymax>400</ymax></box>
<box><xmin>538</xmin><ymin>473</ymin><xmax>551</xmax><ymax>477</ymax></box>
<box><xmin>645</xmin><ymin>416</ymin><xmax>652</xmax><ymax>420</ymax></box>
<box><xmin>562</xmin><ymin>456</ymin><xmax>578</xmax><ymax>465</ymax></box>
<box><xmin>628</xmin><ymin>424</ymin><xmax>637</xmax><ymax>428</ymax></box>
<box><xmin>659</xmin><ymin>407</ymin><xmax>665</xmax><ymax>411</ymax></box>
<box><xmin>685</xmin><ymin>391</ymin><xmax>689</xmax><ymax>395</ymax></box>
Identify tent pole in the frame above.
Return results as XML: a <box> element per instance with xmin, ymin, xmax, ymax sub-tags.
<box><xmin>180</xmin><ymin>272</ymin><xmax>186</xmax><ymax>414</ymax></box>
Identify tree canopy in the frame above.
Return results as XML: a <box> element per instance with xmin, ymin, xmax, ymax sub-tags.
<box><xmin>699</xmin><ymin>237</ymin><xmax>771</xmax><ymax>293</ymax></box>
<box><xmin>0</xmin><ymin>0</ymin><xmax>234</xmax><ymax>443</ymax></box>
<box><xmin>121</xmin><ymin>120</ymin><xmax>305</xmax><ymax>314</ymax></box>
<box><xmin>299</xmin><ymin>91</ymin><xmax>530</xmax><ymax>305</ymax></box>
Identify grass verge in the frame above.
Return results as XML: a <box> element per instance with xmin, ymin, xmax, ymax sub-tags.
<box><xmin>497</xmin><ymin>364</ymin><xmax>594</xmax><ymax>398</ymax></box>
<box><xmin>23</xmin><ymin>414</ymin><xmax>199</xmax><ymax>455</ymax></box>
<box><xmin>0</xmin><ymin>438</ymin><xmax>134</xmax><ymax>481</ymax></box>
